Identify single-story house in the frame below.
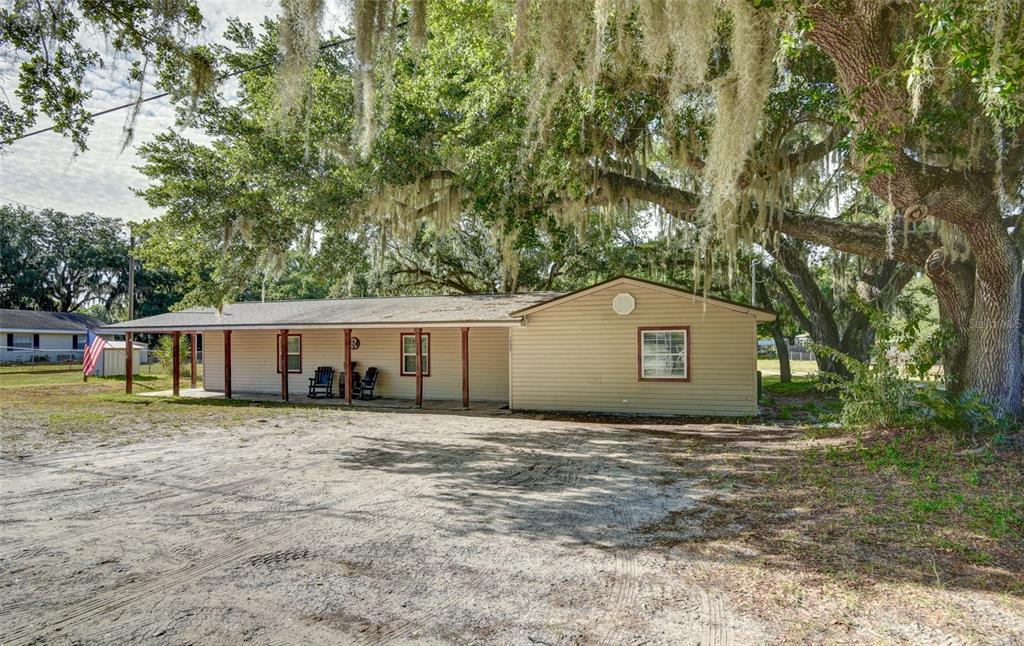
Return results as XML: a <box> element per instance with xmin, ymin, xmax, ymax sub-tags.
<box><xmin>1</xmin><ymin>309</ymin><xmax>105</xmax><ymax>364</ymax></box>
<box><xmin>102</xmin><ymin>276</ymin><xmax>774</xmax><ymax>416</ymax></box>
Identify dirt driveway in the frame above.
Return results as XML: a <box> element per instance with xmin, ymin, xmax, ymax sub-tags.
<box><xmin>2</xmin><ymin>409</ymin><xmax>1022</xmax><ymax>644</ymax></box>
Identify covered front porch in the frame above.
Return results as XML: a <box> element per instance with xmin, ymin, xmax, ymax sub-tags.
<box><xmin>123</xmin><ymin>324</ymin><xmax>511</xmax><ymax>410</ymax></box>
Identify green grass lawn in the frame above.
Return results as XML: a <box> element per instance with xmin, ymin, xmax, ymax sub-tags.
<box><xmin>0</xmin><ymin>361</ymin><xmax>281</xmax><ymax>454</ymax></box>
<box><xmin>762</xmin><ymin>374</ymin><xmax>822</xmax><ymax>396</ymax></box>
<box><xmin>0</xmin><ymin>362</ymin><xmax>202</xmax><ymax>389</ymax></box>
<box><xmin>757</xmin><ymin>358</ymin><xmax>818</xmax><ymax>376</ymax></box>
<box><xmin>0</xmin><ymin>363</ymin><xmax>97</xmax><ymax>388</ymax></box>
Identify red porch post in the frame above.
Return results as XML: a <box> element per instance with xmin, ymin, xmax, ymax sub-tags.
<box><xmin>461</xmin><ymin>327</ymin><xmax>469</xmax><ymax>409</ymax></box>
<box><xmin>171</xmin><ymin>331</ymin><xmax>180</xmax><ymax>396</ymax></box>
<box><xmin>190</xmin><ymin>332</ymin><xmax>198</xmax><ymax>388</ymax></box>
<box><xmin>415</xmin><ymin>327</ymin><xmax>423</xmax><ymax>408</ymax></box>
<box><xmin>279</xmin><ymin>329</ymin><xmax>289</xmax><ymax>402</ymax></box>
<box><xmin>344</xmin><ymin>328</ymin><xmax>353</xmax><ymax>404</ymax></box>
<box><xmin>223</xmin><ymin>330</ymin><xmax>232</xmax><ymax>399</ymax></box>
<box><xmin>125</xmin><ymin>331</ymin><xmax>133</xmax><ymax>394</ymax></box>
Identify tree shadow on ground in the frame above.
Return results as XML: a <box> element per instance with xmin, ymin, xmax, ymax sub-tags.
<box><xmin>335</xmin><ymin>421</ymin><xmax>1023</xmax><ymax>595</ymax></box>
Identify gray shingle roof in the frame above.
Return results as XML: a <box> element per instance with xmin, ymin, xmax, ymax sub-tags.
<box><xmin>101</xmin><ymin>292</ymin><xmax>564</xmax><ymax>332</ymax></box>
<box><xmin>0</xmin><ymin>309</ymin><xmax>105</xmax><ymax>332</ymax></box>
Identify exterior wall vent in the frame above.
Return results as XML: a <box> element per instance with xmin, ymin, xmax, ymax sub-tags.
<box><xmin>612</xmin><ymin>292</ymin><xmax>635</xmax><ymax>316</ymax></box>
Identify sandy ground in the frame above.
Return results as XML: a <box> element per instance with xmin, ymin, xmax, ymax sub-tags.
<box><xmin>2</xmin><ymin>409</ymin><xmax>1022</xmax><ymax>645</ymax></box>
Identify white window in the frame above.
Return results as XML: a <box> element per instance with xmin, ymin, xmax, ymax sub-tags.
<box><xmin>12</xmin><ymin>334</ymin><xmax>32</xmax><ymax>350</ymax></box>
<box><xmin>638</xmin><ymin>327</ymin><xmax>689</xmax><ymax>380</ymax></box>
<box><xmin>400</xmin><ymin>333</ymin><xmax>430</xmax><ymax>376</ymax></box>
<box><xmin>275</xmin><ymin>334</ymin><xmax>302</xmax><ymax>373</ymax></box>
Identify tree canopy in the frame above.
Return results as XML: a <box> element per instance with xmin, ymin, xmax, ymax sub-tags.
<box><xmin>4</xmin><ymin>0</ymin><xmax>1022</xmax><ymax>412</ymax></box>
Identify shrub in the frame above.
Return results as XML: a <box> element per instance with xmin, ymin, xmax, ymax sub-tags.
<box><xmin>815</xmin><ymin>301</ymin><xmax>1016</xmax><ymax>436</ymax></box>
<box><xmin>152</xmin><ymin>335</ymin><xmax>192</xmax><ymax>378</ymax></box>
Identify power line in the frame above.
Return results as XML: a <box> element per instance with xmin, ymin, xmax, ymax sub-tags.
<box><xmin>2</xmin><ymin>33</ymin><xmax>359</xmax><ymax>146</ymax></box>
<box><xmin>807</xmin><ymin>153</ymin><xmax>845</xmax><ymax>215</ymax></box>
<box><xmin>0</xmin><ymin>194</ymin><xmax>45</xmax><ymax>210</ymax></box>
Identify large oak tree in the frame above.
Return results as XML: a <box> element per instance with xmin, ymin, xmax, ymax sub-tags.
<box><xmin>313</xmin><ymin>0</ymin><xmax>1021</xmax><ymax>412</ymax></box>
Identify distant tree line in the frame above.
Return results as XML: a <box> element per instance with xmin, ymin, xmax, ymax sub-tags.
<box><xmin>0</xmin><ymin>205</ymin><xmax>183</xmax><ymax>319</ymax></box>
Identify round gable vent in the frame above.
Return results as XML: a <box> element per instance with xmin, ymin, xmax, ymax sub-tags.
<box><xmin>612</xmin><ymin>292</ymin><xmax>635</xmax><ymax>315</ymax></box>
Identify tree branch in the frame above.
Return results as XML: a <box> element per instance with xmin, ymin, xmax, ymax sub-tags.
<box><xmin>597</xmin><ymin>170</ymin><xmax>936</xmax><ymax>266</ymax></box>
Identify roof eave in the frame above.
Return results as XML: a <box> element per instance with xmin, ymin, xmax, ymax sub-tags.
<box><xmin>101</xmin><ymin>319</ymin><xmax>526</xmax><ymax>333</ymax></box>
<box><xmin>0</xmin><ymin>326</ymin><xmax>93</xmax><ymax>333</ymax></box>
<box><xmin>511</xmin><ymin>275</ymin><xmax>776</xmax><ymax>320</ymax></box>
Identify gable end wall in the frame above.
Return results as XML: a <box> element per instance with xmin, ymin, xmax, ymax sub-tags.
<box><xmin>509</xmin><ymin>283</ymin><xmax>757</xmax><ymax>416</ymax></box>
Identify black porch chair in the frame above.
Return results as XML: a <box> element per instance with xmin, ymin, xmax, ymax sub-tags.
<box><xmin>307</xmin><ymin>366</ymin><xmax>335</xmax><ymax>398</ymax></box>
<box><xmin>353</xmin><ymin>366</ymin><xmax>379</xmax><ymax>400</ymax></box>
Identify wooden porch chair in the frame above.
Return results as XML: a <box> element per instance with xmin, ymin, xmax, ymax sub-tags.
<box><xmin>353</xmin><ymin>367</ymin><xmax>379</xmax><ymax>400</ymax></box>
<box><xmin>307</xmin><ymin>366</ymin><xmax>335</xmax><ymax>398</ymax></box>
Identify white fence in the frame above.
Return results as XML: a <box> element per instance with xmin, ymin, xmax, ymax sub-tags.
<box><xmin>758</xmin><ymin>342</ymin><xmax>816</xmax><ymax>363</ymax></box>
<box><xmin>787</xmin><ymin>347</ymin><xmax>817</xmax><ymax>362</ymax></box>
<box><xmin>1</xmin><ymin>346</ymin><xmax>153</xmax><ymax>365</ymax></box>
<box><xmin>0</xmin><ymin>347</ymin><xmax>85</xmax><ymax>364</ymax></box>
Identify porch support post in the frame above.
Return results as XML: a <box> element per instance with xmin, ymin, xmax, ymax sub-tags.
<box><xmin>279</xmin><ymin>329</ymin><xmax>289</xmax><ymax>402</ymax></box>
<box><xmin>344</xmin><ymin>328</ymin><xmax>353</xmax><ymax>404</ymax></box>
<box><xmin>415</xmin><ymin>327</ymin><xmax>423</xmax><ymax>408</ymax></box>
<box><xmin>461</xmin><ymin>327</ymin><xmax>469</xmax><ymax>409</ymax></box>
<box><xmin>223</xmin><ymin>330</ymin><xmax>232</xmax><ymax>399</ymax></box>
<box><xmin>190</xmin><ymin>332</ymin><xmax>198</xmax><ymax>388</ymax></box>
<box><xmin>125</xmin><ymin>331</ymin><xmax>133</xmax><ymax>394</ymax></box>
<box><xmin>171</xmin><ymin>331</ymin><xmax>180</xmax><ymax>397</ymax></box>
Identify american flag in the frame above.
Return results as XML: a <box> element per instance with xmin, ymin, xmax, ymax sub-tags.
<box><xmin>82</xmin><ymin>330</ymin><xmax>107</xmax><ymax>376</ymax></box>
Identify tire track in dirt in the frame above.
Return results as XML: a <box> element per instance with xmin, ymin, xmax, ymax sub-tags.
<box><xmin>2</xmin><ymin>521</ymin><xmax>305</xmax><ymax>644</ymax></box>
<box><xmin>0</xmin><ymin>459</ymin><xmax>196</xmax><ymax>508</ymax></box>
<box><xmin>0</xmin><ymin>471</ymin><xmax>265</xmax><ymax>560</ymax></box>
<box><xmin>594</xmin><ymin>434</ymin><xmax>694</xmax><ymax>646</ymax></box>
<box><xmin>4</xmin><ymin>421</ymin><xmax>718</xmax><ymax>645</ymax></box>
<box><xmin>4</xmin><ymin>441</ymin><xmax>197</xmax><ymax>469</ymax></box>
<box><xmin>702</xmin><ymin>589</ymin><xmax>731</xmax><ymax>646</ymax></box>
<box><xmin>340</xmin><ymin>445</ymin><xmax>479</xmax><ymax>645</ymax></box>
<box><xmin>1</xmin><ymin>447</ymin><xmax>444</xmax><ymax>645</ymax></box>
<box><xmin>351</xmin><ymin>430</ymin><xmax>590</xmax><ymax>645</ymax></box>
<box><xmin>0</xmin><ymin>455</ymin><xmax>340</xmax><ymax>561</ymax></box>
<box><xmin>595</xmin><ymin>491</ymin><xmax>642</xmax><ymax>646</ymax></box>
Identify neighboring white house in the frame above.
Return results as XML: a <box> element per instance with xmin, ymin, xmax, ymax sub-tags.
<box><xmin>0</xmin><ymin>309</ymin><xmax>147</xmax><ymax>374</ymax></box>
<box><xmin>1</xmin><ymin>309</ymin><xmax>105</xmax><ymax>364</ymax></box>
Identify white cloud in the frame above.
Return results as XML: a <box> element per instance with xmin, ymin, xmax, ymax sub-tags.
<box><xmin>0</xmin><ymin>1</ymin><xmax>293</xmax><ymax>222</ymax></box>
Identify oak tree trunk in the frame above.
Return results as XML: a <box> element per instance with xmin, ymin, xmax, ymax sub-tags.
<box><xmin>773</xmin><ymin>320</ymin><xmax>792</xmax><ymax>383</ymax></box>
<box><xmin>756</xmin><ymin>272</ymin><xmax>792</xmax><ymax>382</ymax></box>
<box><xmin>805</xmin><ymin>4</ymin><xmax>1024</xmax><ymax>414</ymax></box>
<box><xmin>961</xmin><ymin>221</ymin><xmax>1023</xmax><ymax>412</ymax></box>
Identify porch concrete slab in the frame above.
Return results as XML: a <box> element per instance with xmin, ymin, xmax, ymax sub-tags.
<box><xmin>138</xmin><ymin>387</ymin><xmax>508</xmax><ymax>413</ymax></box>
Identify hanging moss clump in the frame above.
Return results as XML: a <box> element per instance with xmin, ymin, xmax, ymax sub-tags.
<box><xmin>276</xmin><ymin>0</ymin><xmax>325</xmax><ymax>124</ymax></box>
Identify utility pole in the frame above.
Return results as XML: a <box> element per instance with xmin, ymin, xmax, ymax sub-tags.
<box><xmin>127</xmin><ymin>227</ymin><xmax>135</xmax><ymax>321</ymax></box>
<box><xmin>751</xmin><ymin>257</ymin><xmax>757</xmax><ymax>307</ymax></box>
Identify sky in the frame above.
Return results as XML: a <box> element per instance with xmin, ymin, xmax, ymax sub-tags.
<box><xmin>0</xmin><ymin>1</ymin><xmax>347</xmax><ymax>223</ymax></box>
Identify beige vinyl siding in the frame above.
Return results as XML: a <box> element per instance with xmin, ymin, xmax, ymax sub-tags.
<box><xmin>202</xmin><ymin>332</ymin><xmax>224</xmax><ymax>390</ymax></box>
<box><xmin>203</xmin><ymin>327</ymin><xmax>509</xmax><ymax>402</ymax></box>
<box><xmin>510</xmin><ymin>283</ymin><xmax>757</xmax><ymax>416</ymax></box>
